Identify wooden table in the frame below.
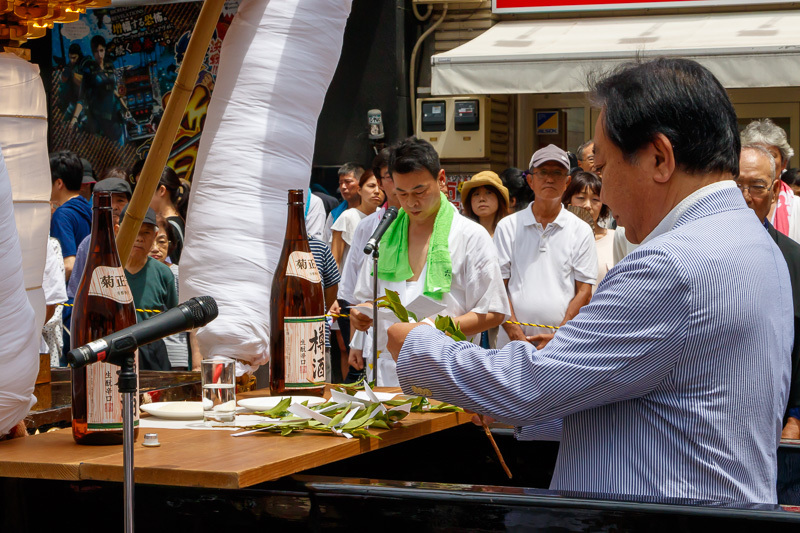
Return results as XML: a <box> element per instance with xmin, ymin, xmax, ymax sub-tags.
<box><xmin>1</xmin><ymin>387</ymin><xmax>470</xmax><ymax>489</ymax></box>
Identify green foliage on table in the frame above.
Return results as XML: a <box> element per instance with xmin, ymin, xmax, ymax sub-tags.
<box><xmin>336</xmin><ymin>376</ymin><xmax>377</xmax><ymax>395</ymax></box>
<box><xmin>241</xmin><ymin>393</ymin><xmax>462</xmax><ymax>439</ymax></box>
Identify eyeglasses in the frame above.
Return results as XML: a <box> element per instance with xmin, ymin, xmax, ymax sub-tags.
<box><xmin>532</xmin><ymin>169</ymin><xmax>569</xmax><ymax>179</ymax></box>
<box><xmin>735</xmin><ymin>180</ymin><xmax>773</xmax><ymax>197</ymax></box>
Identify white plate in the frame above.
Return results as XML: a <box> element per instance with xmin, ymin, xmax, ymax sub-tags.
<box><xmin>237</xmin><ymin>396</ymin><xmax>326</xmax><ymax>411</ymax></box>
<box><xmin>141</xmin><ymin>402</ymin><xmax>204</xmax><ymax>420</ymax></box>
<box><xmin>354</xmin><ymin>391</ymin><xmax>400</xmax><ymax>402</ymax></box>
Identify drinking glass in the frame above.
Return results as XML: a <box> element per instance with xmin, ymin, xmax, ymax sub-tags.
<box><xmin>201</xmin><ymin>358</ymin><xmax>236</xmax><ymax>426</ymax></box>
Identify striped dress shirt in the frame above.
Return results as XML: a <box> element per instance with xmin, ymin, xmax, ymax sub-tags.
<box><xmin>397</xmin><ymin>182</ymin><xmax>792</xmax><ymax>503</ymax></box>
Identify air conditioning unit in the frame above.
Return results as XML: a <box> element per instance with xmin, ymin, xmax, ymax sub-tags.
<box><xmin>415</xmin><ymin>96</ymin><xmax>490</xmax><ymax>160</ymax></box>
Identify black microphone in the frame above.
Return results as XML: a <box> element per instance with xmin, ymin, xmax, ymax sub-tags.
<box><xmin>363</xmin><ymin>206</ymin><xmax>398</xmax><ymax>255</ymax></box>
<box><xmin>67</xmin><ymin>296</ymin><xmax>219</xmax><ymax>368</ymax></box>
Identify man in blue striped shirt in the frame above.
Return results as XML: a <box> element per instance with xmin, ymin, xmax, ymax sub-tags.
<box><xmin>388</xmin><ymin>58</ymin><xmax>792</xmax><ymax>504</ymax></box>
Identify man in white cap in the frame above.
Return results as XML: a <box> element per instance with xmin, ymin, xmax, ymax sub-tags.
<box><xmin>493</xmin><ymin>144</ymin><xmax>597</xmax><ymax>348</ymax></box>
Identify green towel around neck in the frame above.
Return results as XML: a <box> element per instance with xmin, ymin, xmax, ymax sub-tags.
<box><xmin>376</xmin><ymin>192</ymin><xmax>454</xmax><ymax>300</ymax></box>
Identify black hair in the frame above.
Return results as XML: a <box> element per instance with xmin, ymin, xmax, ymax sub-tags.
<box><xmin>338</xmin><ymin>162</ymin><xmax>365</xmax><ymax>181</ymax></box>
<box><xmin>562</xmin><ymin>170</ymin><xmax>609</xmax><ymax>220</ymax></box>
<box><xmin>49</xmin><ymin>151</ymin><xmax>83</xmax><ymax>191</ymax></box>
<box><xmin>372</xmin><ymin>147</ymin><xmax>391</xmax><ymax>178</ymax></box>
<box><xmin>128</xmin><ymin>157</ymin><xmax>145</xmax><ymax>190</ymax></box>
<box><xmin>499</xmin><ymin>167</ymin><xmax>532</xmax><ymax>212</ymax></box>
<box><xmin>590</xmin><ymin>58</ymin><xmax>740</xmax><ymax>178</ymax></box>
<box><xmin>68</xmin><ymin>43</ymin><xmax>83</xmax><ymax>57</ymax></box>
<box><xmin>388</xmin><ymin>137</ymin><xmax>441</xmax><ymax>178</ymax></box>
<box><xmin>90</xmin><ymin>35</ymin><xmax>106</xmax><ymax>53</ymax></box>
<box><xmin>158</xmin><ymin>166</ymin><xmax>190</xmax><ymax>220</ymax></box>
<box><xmin>783</xmin><ymin>168</ymin><xmax>800</xmax><ymax>187</ymax></box>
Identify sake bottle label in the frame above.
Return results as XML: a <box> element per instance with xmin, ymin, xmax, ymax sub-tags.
<box><xmin>285</xmin><ymin>251</ymin><xmax>321</xmax><ymax>284</ymax></box>
<box><xmin>88</xmin><ymin>266</ymin><xmax>134</xmax><ymax>304</ymax></box>
<box><xmin>283</xmin><ymin>316</ymin><xmax>326</xmax><ymax>387</ymax></box>
<box><xmin>87</xmin><ymin>358</ymin><xmax>139</xmax><ymax>429</ymax></box>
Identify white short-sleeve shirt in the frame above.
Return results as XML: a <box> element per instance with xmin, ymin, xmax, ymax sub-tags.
<box><xmin>595</xmin><ymin>229</ymin><xmax>615</xmax><ymax>290</ymax></box>
<box><xmin>331</xmin><ymin>207</ymin><xmax>369</xmax><ymax>268</ymax></box>
<box><xmin>493</xmin><ymin>205</ymin><xmax>597</xmax><ymax>345</ymax></box>
<box><xmin>354</xmin><ymin>209</ymin><xmax>510</xmax><ymax>385</ymax></box>
<box><xmin>338</xmin><ymin>206</ymin><xmax>384</xmax><ymax>303</ymax></box>
<box><xmin>305</xmin><ymin>192</ymin><xmax>326</xmax><ymax>241</ymax></box>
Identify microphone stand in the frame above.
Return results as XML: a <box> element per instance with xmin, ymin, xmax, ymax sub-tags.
<box><xmin>117</xmin><ymin>351</ymin><xmax>138</xmax><ymax>533</ymax></box>
<box><xmin>371</xmin><ymin>244</ymin><xmax>379</xmax><ymax>387</ymax></box>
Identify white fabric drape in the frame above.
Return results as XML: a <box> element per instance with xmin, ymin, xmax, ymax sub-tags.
<box><xmin>0</xmin><ymin>53</ymin><xmax>49</xmax><ymax>434</ymax></box>
<box><xmin>180</xmin><ymin>0</ymin><xmax>352</xmax><ymax>372</ymax></box>
<box><xmin>0</xmin><ymin>53</ymin><xmax>50</xmax><ymax>339</ymax></box>
<box><xmin>0</xmin><ymin>147</ymin><xmax>40</xmax><ymax>435</ymax></box>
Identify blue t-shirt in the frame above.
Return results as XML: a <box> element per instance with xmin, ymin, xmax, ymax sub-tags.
<box><xmin>50</xmin><ymin>195</ymin><xmax>91</xmax><ymax>257</ymax></box>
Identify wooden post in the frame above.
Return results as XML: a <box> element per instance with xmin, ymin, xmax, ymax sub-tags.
<box><xmin>116</xmin><ymin>0</ymin><xmax>226</xmax><ymax>264</ymax></box>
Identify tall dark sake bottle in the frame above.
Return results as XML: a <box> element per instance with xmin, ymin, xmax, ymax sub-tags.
<box><xmin>71</xmin><ymin>191</ymin><xmax>139</xmax><ymax>444</ymax></box>
<box><xmin>270</xmin><ymin>189</ymin><xmax>327</xmax><ymax>396</ymax></box>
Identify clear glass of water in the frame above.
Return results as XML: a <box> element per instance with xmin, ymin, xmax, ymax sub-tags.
<box><xmin>201</xmin><ymin>358</ymin><xmax>236</xmax><ymax>426</ymax></box>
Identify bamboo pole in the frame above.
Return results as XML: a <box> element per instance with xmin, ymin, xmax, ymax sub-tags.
<box><xmin>116</xmin><ymin>0</ymin><xmax>226</xmax><ymax>265</ymax></box>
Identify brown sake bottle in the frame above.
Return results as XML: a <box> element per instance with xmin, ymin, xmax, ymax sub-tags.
<box><xmin>270</xmin><ymin>189</ymin><xmax>327</xmax><ymax>396</ymax></box>
<box><xmin>71</xmin><ymin>191</ymin><xmax>139</xmax><ymax>444</ymax></box>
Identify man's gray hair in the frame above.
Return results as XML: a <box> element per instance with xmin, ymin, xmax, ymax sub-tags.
<box><xmin>741</xmin><ymin>143</ymin><xmax>777</xmax><ymax>181</ymax></box>
<box><xmin>576</xmin><ymin>140</ymin><xmax>594</xmax><ymax>161</ymax></box>
<box><xmin>740</xmin><ymin>119</ymin><xmax>794</xmax><ymax>164</ymax></box>
<box><xmin>338</xmin><ymin>162</ymin><xmax>365</xmax><ymax>180</ymax></box>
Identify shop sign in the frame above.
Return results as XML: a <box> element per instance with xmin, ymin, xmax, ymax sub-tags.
<box><xmin>494</xmin><ymin>0</ymin><xmax>794</xmax><ymax>13</ymax></box>
<box><xmin>536</xmin><ymin>111</ymin><xmax>558</xmax><ymax>135</ymax></box>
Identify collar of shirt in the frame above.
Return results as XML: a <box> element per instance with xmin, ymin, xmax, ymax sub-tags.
<box><xmin>522</xmin><ymin>203</ymin><xmax>567</xmax><ymax>231</ymax></box>
<box><xmin>640</xmin><ymin>181</ymin><xmax>736</xmax><ymax>247</ymax></box>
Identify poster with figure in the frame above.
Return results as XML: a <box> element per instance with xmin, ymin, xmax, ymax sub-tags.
<box><xmin>50</xmin><ymin>0</ymin><xmax>238</xmax><ymax>181</ymax></box>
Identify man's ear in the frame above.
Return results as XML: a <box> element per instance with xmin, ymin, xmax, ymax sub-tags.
<box><xmin>772</xmin><ymin>175</ymin><xmax>782</xmax><ymax>198</ymax></box>
<box><xmin>648</xmin><ymin>133</ymin><xmax>676</xmax><ymax>184</ymax></box>
<box><xmin>437</xmin><ymin>169</ymin><xmax>447</xmax><ymax>193</ymax></box>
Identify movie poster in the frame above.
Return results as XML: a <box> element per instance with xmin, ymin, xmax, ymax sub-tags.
<box><xmin>50</xmin><ymin>0</ymin><xmax>238</xmax><ymax>181</ymax></box>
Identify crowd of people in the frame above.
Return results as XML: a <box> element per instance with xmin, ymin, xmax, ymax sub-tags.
<box><xmin>45</xmin><ymin>152</ymin><xmax>194</xmax><ymax>372</ymax></box>
<box><xmin>43</xmin><ymin>114</ymin><xmax>800</xmax><ymax>442</ymax></box>
<box><xmin>17</xmin><ymin>57</ymin><xmax>799</xmax><ymax>504</ymax></box>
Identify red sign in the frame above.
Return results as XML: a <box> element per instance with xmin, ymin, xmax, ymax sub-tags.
<box><xmin>494</xmin><ymin>0</ymin><xmax>789</xmax><ymax>12</ymax></box>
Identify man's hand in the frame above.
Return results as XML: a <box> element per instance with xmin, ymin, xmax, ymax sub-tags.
<box><xmin>348</xmin><ymin>349</ymin><xmax>364</xmax><ymax>371</ymax></box>
<box><xmin>527</xmin><ymin>333</ymin><xmax>554</xmax><ymax>350</ymax></box>
<box><xmin>350</xmin><ymin>305</ymin><xmax>373</xmax><ymax>331</ymax></box>
<box><xmin>782</xmin><ymin>417</ymin><xmax>800</xmax><ymax>440</ymax></box>
<box><xmin>329</xmin><ymin>299</ymin><xmax>341</xmax><ymax>317</ymax></box>
<box><xmin>387</xmin><ymin>322</ymin><xmax>426</xmax><ymax>361</ymax></box>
